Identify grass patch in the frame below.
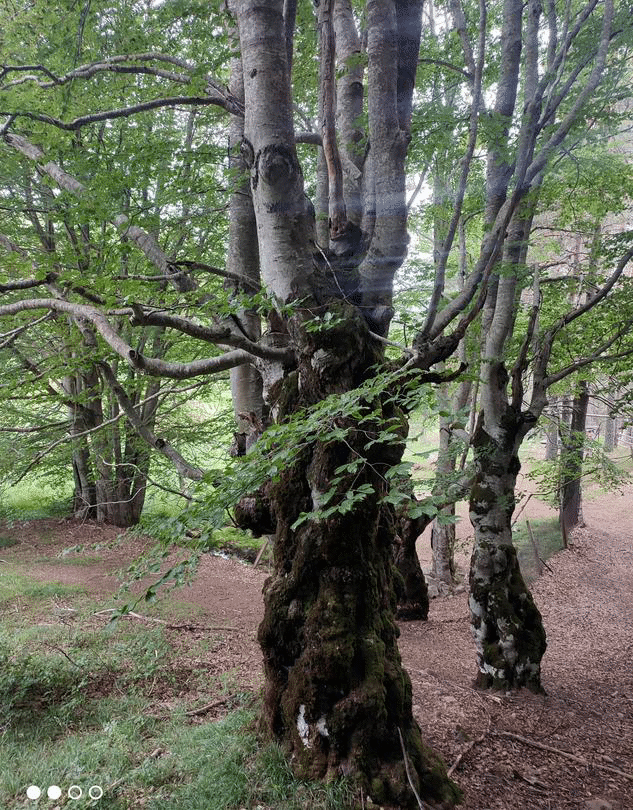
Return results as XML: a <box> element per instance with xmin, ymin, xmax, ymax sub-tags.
<box><xmin>0</xmin><ymin>611</ymin><xmax>355</xmax><ymax>810</ymax></box>
<box><xmin>513</xmin><ymin>517</ymin><xmax>564</xmax><ymax>583</ymax></box>
<box><xmin>0</xmin><ymin>479</ymin><xmax>73</xmax><ymax>522</ymax></box>
<box><xmin>0</xmin><ymin>535</ymin><xmax>19</xmax><ymax>549</ymax></box>
<box><xmin>0</xmin><ymin>568</ymin><xmax>87</xmax><ymax>607</ymax></box>
<box><xmin>32</xmin><ymin>553</ymin><xmax>106</xmax><ymax>567</ymax></box>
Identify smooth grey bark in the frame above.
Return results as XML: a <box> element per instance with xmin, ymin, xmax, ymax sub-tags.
<box><xmin>544</xmin><ymin>398</ymin><xmax>559</xmax><ymax>461</ymax></box>
<box><xmin>603</xmin><ymin>412</ymin><xmax>616</xmax><ymax>453</ymax></box>
<box><xmin>227</xmin><ymin>42</ymin><xmax>264</xmax><ymax>454</ymax></box>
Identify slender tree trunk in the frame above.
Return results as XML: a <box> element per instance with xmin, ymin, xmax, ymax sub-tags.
<box><xmin>431</xmin><ymin>410</ymin><xmax>458</xmax><ymax>586</ymax></box>
<box><xmin>560</xmin><ymin>381</ymin><xmax>589</xmax><ymax>533</ymax></box>
<box><xmin>544</xmin><ymin>397</ymin><xmax>559</xmax><ymax>461</ymax></box>
<box><xmin>469</xmin><ymin>405</ymin><xmax>547</xmax><ymax>692</ymax></box>
<box><xmin>70</xmin><ymin>425</ymin><xmax>97</xmax><ymax>519</ymax></box>
<box><xmin>603</xmin><ymin>412</ymin><xmax>616</xmax><ymax>453</ymax></box>
<box><xmin>227</xmin><ymin>41</ymin><xmax>264</xmax><ymax>455</ymax></box>
<box><xmin>393</xmin><ymin>501</ymin><xmax>430</xmax><ymax>621</ymax></box>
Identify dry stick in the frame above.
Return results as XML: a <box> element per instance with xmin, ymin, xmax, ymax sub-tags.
<box><xmin>185</xmin><ymin>698</ymin><xmax>227</xmax><ymax>717</ymax></box>
<box><xmin>397</xmin><ymin>727</ymin><xmax>433</xmax><ymax>810</ymax></box>
<box><xmin>494</xmin><ymin>731</ymin><xmax>633</xmax><ymax>782</ymax></box>
<box><xmin>511</xmin><ymin>492</ymin><xmax>533</xmax><ymax>527</ymax></box>
<box><xmin>93</xmin><ymin>608</ymin><xmax>238</xmax><ymax>632</ymax></box>
<box><xmin>447</xmin><ymin>717</ymin><xmax>492</xmax><ymax>777</ymax></box>
<box><xmin>253</xmin><ymin>538</ymin><xmax>270</xmax><ymax>567</ymax></box>
<box><xmin>525</xmin><ymin>520</ymin><xmax>544</xmax><ymax>576</ymax></box>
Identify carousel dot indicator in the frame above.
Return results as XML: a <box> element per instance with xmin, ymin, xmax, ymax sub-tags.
<box><xmin>68</xmin><ymin>785</ymin><xmax>83</xmax><ymax>800</ymax></box>
<box><xmin>26</xmin><ymin>786</ymin><xmax>41</xmax><ymax>800</ymax></box>
<box><xmin>89</xmin><ymin>785</ymin><xmax>104</xmax><ymax>799</ymax></box>
<box><xmin>47</xmin><ymin>785</ymin><xmax>62</xmax><ymax>800</ymax></box>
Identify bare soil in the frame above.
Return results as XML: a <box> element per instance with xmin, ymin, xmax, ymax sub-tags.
<box><xmin>1</xmin><ymin>478</ymin><xmax>632</xmax><ymax>810</ymax></box>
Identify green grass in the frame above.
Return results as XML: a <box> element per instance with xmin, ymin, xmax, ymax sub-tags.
<box><xmin>0</xmin><ymin>702</ymin><xmax>355</xmax><ymax>810</ymax></box>
<box><xmin>0</xmin><ymin>479</ymin><xmax>73</xmax><ymax>522</ymax></box>
<box><xmin>0</xmin><ymin>568</ymin><xmax>87</xmax><ymax>607</ymax></box>
<box><xmin>0</xmin><ymin>611</ymin><xmax>355</xmax><ymax>810</ymax></box>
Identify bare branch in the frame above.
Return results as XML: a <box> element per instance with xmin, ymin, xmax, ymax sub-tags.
<box><xmin>526</xmin><ymin>0</ymin><xmax>614</xmax><ymax>184</ymax></box>
<box><xmin>2</xmin><ymin>96</ymin><xmax>232</xmax><ymax>132</ymax></box>
<box><xmin>0</xmin><ymin>298</ymin><xmax>255</xmax><ymax>378</ymax></box>
<box><xmin>169</xmin><ymin>259</ymin><xmax>261</xmax><ymax>293</ymax></box>
<box><xmin>0</xmin><ymin>420</ymin><xmax>69</xmax><ymax>433</ymax></box>
<box><xmin>98</xmin><ymin>361</ymin><xmax>204</xmax><ymax>480</ymax></box>
<box><xmin>1</xmin><ymin>53</ymin><xmax>243</xmax><ymax>115</ymax></box>
<box><xmin>0</xmin><ymin>312</ymin><xmax>54</xmax><ymax>349</ymax></box>
<box><xmin>420</xmin><ymin>0</ymin><xmax>486</xmax><ymax>337</ymax></box>
<box><xmin>0</xmin><ymin>275</ymin><xmax>53</xmax><ymax>292</ymax></box>
<box><xmin>418</xmin><ymin>57</ymin><xmax>473</xmax><ymax>82</ymax></box>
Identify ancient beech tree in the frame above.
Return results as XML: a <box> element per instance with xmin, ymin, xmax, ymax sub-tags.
<box><xmin>1</xmin><ymin>0</ymin><xmax>632</xmax><ymax>803</ymax></box>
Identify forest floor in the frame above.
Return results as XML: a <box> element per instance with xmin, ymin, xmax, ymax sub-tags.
<box><xmin>1</xmin><ymin>473</ymin><xmax>632</xmax><ymax>810</ymax></box>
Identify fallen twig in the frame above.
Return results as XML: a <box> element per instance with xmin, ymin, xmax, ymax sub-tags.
<box><xmin>494</xmin><ymin>731</ymin><xmax>633</xmax><ymax>782</ymax></box>
<box><xmin>448</xmin><ymin>718</ymin><xmax>491</xmax><ymax>777</ymax></box>
<box><xmin>185</xmin><ymin>698</ymin><xmax>227</xmax><ymax>716</ymax></box>
<box><xmin>94</xmin><ymin>608</ymin><xmax>238</xmax><ymax>632</ymax></box>
<box><xmin>42</xmin><ymin>643</ymin><xmax>86</xmax><ymax>670</ymax></box>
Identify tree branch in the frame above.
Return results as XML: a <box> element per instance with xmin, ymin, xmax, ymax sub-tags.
<box><xmin>168</xmin><ymin>259</ymin><xmax>261</xmax><ymax>293</ymax></box>
<box><xmin>0</xmin><ymin>298</ymin><xmax>255</xmax><ymax>378</ymax></box>
<box><xmin>2</xmin><ymin>96</ymin><xmax>232</xmax><ymax>132</ymax></box>
<box><xmin>98</xmin><ymin>362</ymin><xmax>205</xmax><ymax>481</ymax></box>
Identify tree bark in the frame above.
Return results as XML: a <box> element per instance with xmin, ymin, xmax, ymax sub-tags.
<box><xmin>258</xmin><ymin>315</ymin><xmax>455</xmax><ymax>806</ymax></box>
<box><xmin>237</xmin><ymin>2</ymin><xmax>459</xmax><ymax>804</ymax></box>
<box><xmin>603</xmin><ymin>412</ymin><xmax>616</xmax><ymax>453</ymax></box>
<box><xmin>544</xmin><ymin>397</ymin><xmax>559</xmax><ymax>461</ymax></box>
<box><xmin>560</xmin><ymin>381</ymin><xmax>589</xmax><ymax>534</ymax></box>
<box><xmin>469</xmin><ymin>404</ymin><xmax>547</xmax><ymax>692</ymax></box>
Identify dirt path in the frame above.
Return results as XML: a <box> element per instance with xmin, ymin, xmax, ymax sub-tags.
<box><xmin>2</xmin><ymin>484</ymin><xmax>632</xmax><ymax>810</ymax></box>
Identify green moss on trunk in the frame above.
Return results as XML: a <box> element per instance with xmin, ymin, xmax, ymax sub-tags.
<box><xmin>258</xmin><ymin>310</ymin><xmax>461</xmax><ymax>808</ymax></box>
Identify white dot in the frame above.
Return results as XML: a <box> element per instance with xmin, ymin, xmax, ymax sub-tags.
<box><xmin>89</xmin><ymin>785</ymin><xmax>104</xmax><ymax>799</ymax></box>
<box><xmin>68</xmin><ymin>785</ymin><xmax>83</xmax><ymax>800</ymax></box>
<box><xmin>47</xmin><ymin>785</ymin><xmax>62</xmax><ymax>799</ymax></box>
<box><xmin>26</xmin><ymin>785</ymin><xmax>41</xmax><ymax>800</ymax></box>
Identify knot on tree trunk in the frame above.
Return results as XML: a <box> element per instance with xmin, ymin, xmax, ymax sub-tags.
<box><xmin>257</xmin><ymin>143</ymin><xmax>300</xmax><ymax>191</ymax></box>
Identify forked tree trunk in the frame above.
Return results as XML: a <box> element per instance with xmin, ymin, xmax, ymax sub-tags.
<box><xmin>469</xmin><ymin>412</ymin><xmax>547</xmax><ymax>692</ymax></box>
<box><xmin>236</xmin><ymin>1</ymin><xmax>459</xmax><ymax>803</ymax></box>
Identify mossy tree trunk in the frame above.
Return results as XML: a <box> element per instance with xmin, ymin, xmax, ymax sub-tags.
<box><xmin>236</xmin><ymin>2</ymin><xmax>459</xmax><ymax>804</ymax></box>
<box><xmin>259</xmin><ymin>308</ymin><xmax>457</xmax><ymax>807</ymax></box>
<box><xmin>469</xmin><ymin>404</ymin><xmax>546</xmax><ymax>692</ymax></box>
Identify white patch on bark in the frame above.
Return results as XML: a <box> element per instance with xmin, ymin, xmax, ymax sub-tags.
<box><xmin>311</xmin><ymin>348</ymin><xmax>332</xmax><ymax>373</ymax></box>
<box><xmin>311</xmin><ymin>485</ymin><xmax>326</xmax><ymax>512</ymax></box>
<box><xmin>316</xmin><ymin>716</ymin><xmax>329</xmax><ymax>737</ymax></box>
<box><xmin>297</xmin><ymin>704</ymin><xmax>311</xmax><ymax>747</ymax></box>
